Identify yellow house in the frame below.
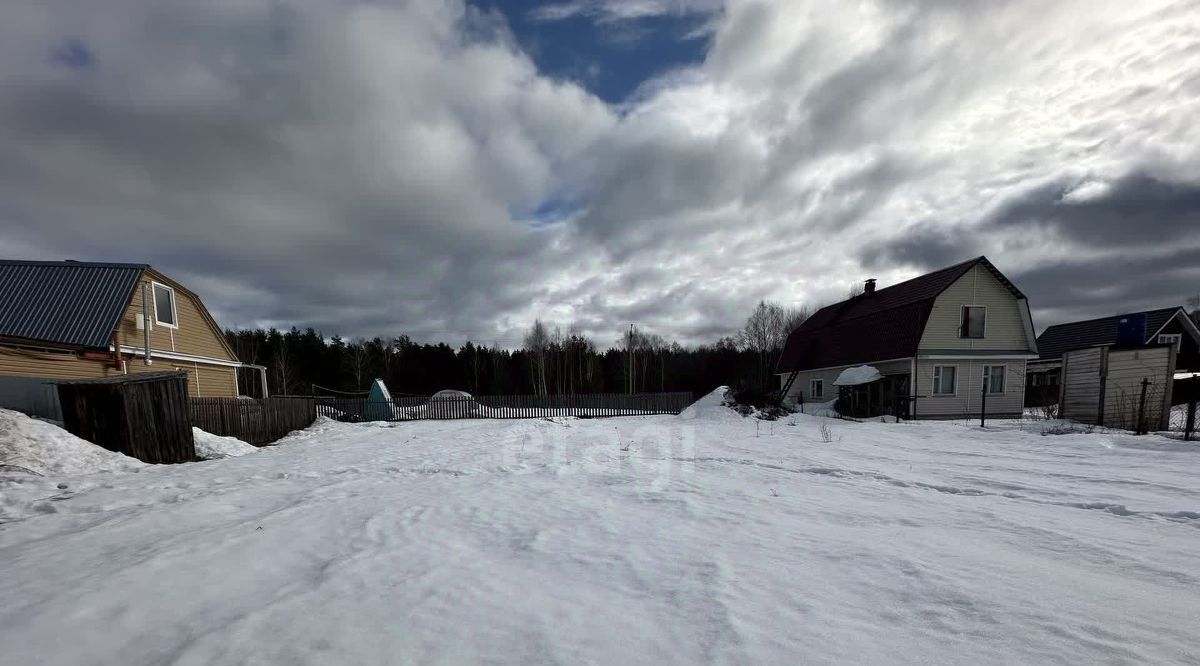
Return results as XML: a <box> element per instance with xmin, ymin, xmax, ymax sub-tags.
<box><xmin>0</xmin><ymin>260</ymin><xmax>249</xmax><ymax>397</ymax></box>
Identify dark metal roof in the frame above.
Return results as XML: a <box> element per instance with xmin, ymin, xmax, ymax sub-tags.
<box><xmin>776</xmin><ymin>257</ymin><xmax>1023</xmax><ymax>373</ymax></box>
<box><xmin>0</xmin><ymin>260</ymin><xmax>147</xmax><ymax>350</ymax></box>
<box><xmin>1035</xmin><ymin>307</ymin><xmax>1183</xmax><ymax>361</ymax></box>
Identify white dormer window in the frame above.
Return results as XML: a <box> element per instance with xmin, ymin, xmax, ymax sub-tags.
<box><xmin>1158</xmin><ymin>333</ymin><xmax>1181</xmax><ymax>351</ymax></box>
<box><xmin>152</xmin><ymin>282</ymin><xmax>178</xmax><ymax>328</ymax></box>
<box><xmin>960</xmin><ymin>306</ymin><xmax>986</xmax><ymax>339</ymax></box>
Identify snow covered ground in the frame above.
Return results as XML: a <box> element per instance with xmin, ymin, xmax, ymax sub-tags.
<box><xmin>1</xmin><ymin>393</ymin><xmax>1198</xmax><ymax>664</ymax></box>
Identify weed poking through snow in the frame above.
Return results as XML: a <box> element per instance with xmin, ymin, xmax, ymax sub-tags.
<box><xmin>819</xmin><ymin>422</ymin><xmax>834</xmax><ymax>443</ymax></box>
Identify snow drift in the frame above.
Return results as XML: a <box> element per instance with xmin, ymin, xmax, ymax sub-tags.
<box><xmin>0</xmin><ymin>408</ymin><xmax>144</xmax><ymax>476</ymax></box>
<box><xmin>677</xmin><ymin>386</ymin><xmax>735</xmax><ymax>420</ymax></box>
<box><xmin>192</xmin><ymin>428</ymin><xmax>258</xmax><ymax>460</ymax></box>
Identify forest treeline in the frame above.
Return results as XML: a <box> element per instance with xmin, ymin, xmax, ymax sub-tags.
<box><xmin>226</xmin><ymin>301</ymin><xmax>810</xmax><ymax>398</ymax></box>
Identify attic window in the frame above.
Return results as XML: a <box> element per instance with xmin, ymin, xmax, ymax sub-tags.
<box><xmin>1158</xmin><ymin>333</ymin><xmax>1181</xmax><ymax>351</ymax></box>
<box><xmin>152</xmin><ymin>282</ymin><xmax>177</xmax><ymax>328</ymax></box>
<box><xmin>961</xmin><ymin>306</ymin><xmax>986</xmax><ymax>339</ymax></box>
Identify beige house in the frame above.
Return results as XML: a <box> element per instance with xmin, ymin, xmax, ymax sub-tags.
<box><xmin>776</xmin><ymin>257</ymin><xmax>1038</xmax><ymax>419</ymax></box>
<box><xmin>0</xmin><ymin>260</ymin><xmax>249</xmax><ymax>398</ymax></box>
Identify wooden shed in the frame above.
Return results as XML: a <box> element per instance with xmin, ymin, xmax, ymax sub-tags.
<box><xmin>56</xmin><ymin>371</ymin><xmax>195</xmax><ymax>463</ymax></box>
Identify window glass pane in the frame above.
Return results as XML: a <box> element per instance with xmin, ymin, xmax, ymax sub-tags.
<box><xmin>962</xmin><ymin>307</ymin><xmax>985</xmax><ymax>338</ymax></box>
<box><xmin>154</xmin><ymin>285</ymin><xmax>175</xmax><ymax>325</ymax></box>
<box><xmin>934</xmin><ymin>366</ymin><xmax>955</xmax><ymax>394</ymax></box>
<box><xmin>988</xmin><ymin>366</ymin><xmax>1005</xmax><ymax>393</ymax></box>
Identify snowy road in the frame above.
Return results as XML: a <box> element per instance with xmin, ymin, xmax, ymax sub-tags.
<box><xmin>2</xmin><ymin>399</ymin><xmax>1199</xmax><ymax>664</ymax></box>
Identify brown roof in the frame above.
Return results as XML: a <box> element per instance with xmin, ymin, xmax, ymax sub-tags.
<box><xmin>776</xmin><ymin>257</ymin><xmax>1024</xmax><ymax>373</ymax></box>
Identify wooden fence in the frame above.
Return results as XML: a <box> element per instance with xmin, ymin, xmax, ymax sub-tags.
<box><xmin>190</xmin><ymin>397</ymin><xmax>318</xmax><ymax>446</ymax></box>
<box><xmin>189</xmin><ymin>392</ymin><xmax>692</xmax><ymax>444</ymax></box>
<box><xmin>314</xmin><ymin>392</ymin><xmax>694</xmax><ymax>422</ymax></box>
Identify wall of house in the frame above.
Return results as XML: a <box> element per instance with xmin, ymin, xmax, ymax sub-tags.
<box><xmin>125</xmin><ymin>359</ymin><xmax>238</xmax><ymax>398</ymax></box>
<box><xmin>0</xmin><ymin>346</ymin><xmax>116</xmax><ymax>381</ymax></box>
<box><xmin>918</xmin><ymin>264</ymin><xmax>1036</xmax><ymax>353</ymax></box>
<box><xmin>912</xmin><ymin>357</ymin><xmax>1027</xmax><ymax>419</ymax></box>
<box><xmin>0</xmin><ymin>346</ymin><xmax>238</xmax><ymax>398</ymax></box>
<box><xmin>780</xmin><ymin>359</ymin><xmax>912</xmax><ymax>404</ymax></box>
<box><xmin>1152</xmin><ymin>316</ymin><xmax>1200</xmax><ymax>371</ymax></box>
<box><xmin>117</xmin><ymin>271</ymin><xmax>237</xmax><ymax>362</ymax></box>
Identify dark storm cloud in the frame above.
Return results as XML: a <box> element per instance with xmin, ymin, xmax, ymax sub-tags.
<box><xmin>1015</xmin><ymin>249</ymin><xmax>1200</xmax><ymax>330</ymax></box>
<box><xmin>0</xmin><ymin>0</ymin><xmax>1197</xmax><ymax>347</ymax></box>
<box><xmin>989</xmin><ymin>173</ymin><xmax>1200</xmax><ymax>247</ymax></box>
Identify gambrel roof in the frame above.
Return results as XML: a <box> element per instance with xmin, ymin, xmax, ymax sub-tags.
<box><xmin>0</xmin><ymin>260</ymin><xmax>148</xmax><ymax>349</ymax></box>
<box><xmin>776</xmin><ymin>257</ymin><xmax>1025</xmax><ymax>373</ymax></box>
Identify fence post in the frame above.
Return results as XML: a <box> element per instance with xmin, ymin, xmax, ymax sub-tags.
<box><xmin>1136</xmin><ymin>377</ymin><xmax>1150</xmax><ymax>435</ymax></box>
<box><xmin>1186</xmin><ymin>400</ymin><xmax>1197</xmax><ymax>441</ymax></box>
<box><xmin>980</xmin><ymin>373</ymin><xmax>987</xmax><ymax>428</ymax></box>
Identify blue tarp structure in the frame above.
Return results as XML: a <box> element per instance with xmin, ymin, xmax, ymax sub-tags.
<box><xmin>365</xmin><ymin>379</ymin><xmax>395</xmax><ymax>421</ymax></box>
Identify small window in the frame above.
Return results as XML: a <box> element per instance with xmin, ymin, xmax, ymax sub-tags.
<box><xmin>152</xmin><ymin>283</ymin><xmax>177</xmax><ymax>328</ymax></box>
<box><xmin>810</xmin><ymin>379</ymin><xmax>824</xmax><ymax>399</ymax></box>
<box><xmin>932</xmin><ymin>366</ymin><xmax>956</xmax><ymax>395</ymax></box>
<box><xmin>983</xmin><ymin>365</ymin><xmax>1006</xmax><ymax>394</ymax></box>
<box><xmin>1158</xmin><ymin>333</ymin><xmax>1182</xmax><ymax>351</ymax></box>
<box><xmin>961</xmin><ymin>306</ymin><xmax>986</xmax><ymax>339</ymax></box>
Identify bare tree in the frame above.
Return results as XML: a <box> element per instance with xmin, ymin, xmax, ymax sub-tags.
<box><xmin>739</xmin><ymin>301</ymin><xmax>811</xmax><ymax>391</ymax></box>
<box><xmin>523</xmin><ymin>320</ymin><xmax>550</xmax><ymax>395</ymax></box>
<box><xmin>345</xmin><ymin>338</ymin><xmax>371</xmax><ymax>389</ymax></box>
<box><xmin>273</xmin><ymin>344</ymin><xmax>295</xmax><ymax>395</ymax></box>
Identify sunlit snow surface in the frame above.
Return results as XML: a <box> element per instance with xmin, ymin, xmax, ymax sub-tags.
<box><xmin>1</xmin><ymin>394</ymin><xmax>1198</xmax><ymax>664</ymax></box>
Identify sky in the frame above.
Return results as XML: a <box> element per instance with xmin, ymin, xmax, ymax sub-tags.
<box><xmin>0</xmin><ymin>0</ymin><xmax>1197</xmax><ymax>348</ymax></box>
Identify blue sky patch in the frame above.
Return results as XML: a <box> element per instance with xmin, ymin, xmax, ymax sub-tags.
<box><xmin>475</xmin><ymin>1</ymin><xmax>713</xmax><ymax>103</ymax></box>
<box><xmin>50</xmin><ymin>38</ymin><xmax>96</xmax><ymax>71</ymax></box>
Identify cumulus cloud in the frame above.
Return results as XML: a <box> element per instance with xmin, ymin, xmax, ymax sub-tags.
<box><xmin>0</xmin><ymin>0</ymin><xmax>1197</xmax><ymax>347</ymax></box>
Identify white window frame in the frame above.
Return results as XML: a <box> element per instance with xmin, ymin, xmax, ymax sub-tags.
<box><xmin>151</xmin><ymin>281</ymin><xmax>179</xmax><ymax>329</ymax></box>
<box><xmin>932</xmin><ymin>365</ymin><xmax>958</xmax><ymax>396</ymax></box>
<box><xmin>983</xmin><ymin>364</ymin><xmax>1006</xmax><ymax>395</ymax></box>
<box><xmin>960</xmin><ymin>305</ymin><xmax>987</xmax><ymax>339</ymax></box>
<box><xmin>810</xmin><ymin>379</ymin><xmax>824</xmax><ymax>399</ymax></box>
<box><xmin>1158</xmin><ymin>333</ymin><xmax>1182</xmax><ymax>351</ymax></box>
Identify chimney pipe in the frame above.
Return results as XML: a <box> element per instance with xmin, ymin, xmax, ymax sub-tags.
<box><xmin>864</xmin><ymin>278</ymin><xmax>876</xmax><ymax>295</ymax></box>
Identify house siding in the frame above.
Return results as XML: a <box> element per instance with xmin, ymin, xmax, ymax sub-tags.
<box><xmin>913</xmin><ymin>357</ymin><xmax>1027</xmax><ymax>419</ymax></box>
<box><xmin>0</xmin><ymin>346</ymin><xmax>116</xmax><ymax>381</ymax></box>
<box><xmin>126</xmin><ymin>359</ymin><xmax>237</xmax><ymax>398</ymax></box>
<box><xmin>780</xmin><ymin>359</ymin><xmax>913</xmax><ymax>404</ymax></box>
<box><xmin>117</xmin><ymin>271</ymin><xmax>237</xmax><ymax>363</ymax></box>
<box><xmin>918</xmin><ymin>264</ymin><xmax>1035</xmax><ymax>353</ymax></box>
<box><xmin>0</xmin><ymin>346</ymin><xmax>238</xmax><ymax>398</ymax></box>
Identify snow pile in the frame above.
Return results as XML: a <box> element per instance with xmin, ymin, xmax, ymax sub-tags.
<box><xmin>3</xmin><ymin>406</ymin><xmax>1200</xmax><ymax>663</ymax></box>
<box><xmin>0</xmin><ymin>408</ymin><xmax>144</xmax><ymax>476</ymax></box>
<box><xmin>677</xmin><ymin>385</ymin><xmax>735</xmax><ymax>420</ymax></box>
<box><xmin>833</xmin><ymin>364</ymin><xmax>882</xmax><ymax>386</ymax></box>
<box><xmin>192</xmin><ymin>428</ymin><xmax>257</xmax><ymax>460</ymax></box>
